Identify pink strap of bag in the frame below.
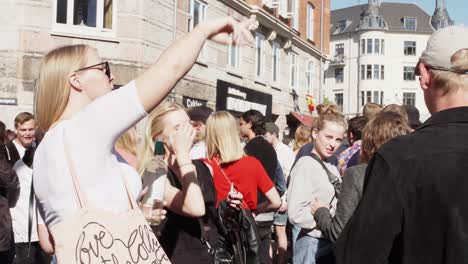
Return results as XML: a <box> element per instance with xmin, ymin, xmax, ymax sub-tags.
<box><xmin>49</xmin><ymin>129</ymin><xmax>171</xmax><ymax>263</ymax></box>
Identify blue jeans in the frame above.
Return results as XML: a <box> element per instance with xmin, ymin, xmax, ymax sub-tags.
<box><xmin>293</xmin><ymin>233</ymin><xmax>333</xmax><ymax>264</ymax></box>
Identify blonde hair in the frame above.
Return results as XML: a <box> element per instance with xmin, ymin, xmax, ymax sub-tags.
<box><xmin>382</xmin><ymin>104</ymin><xmax>408</xmax><ymax>124</ymax></box>
<box><xmin>205</xmin><ymin>111</ymin><xmax>244</xmax><ymax>164</ymax></box>
<box><xmin>360</xmin><ymin>111</ymin><xmax>410</xmax><ymax>163</ymax></box>
<box><xmin>316</xmin><ymin>104</ymin><xmax>337</xmax><ymax>116</ymax></box>
<box><xmin>314</xmin><ymin>104</ymin><xmax>347</xmax><ymax>132</ymax></box>
<box><xmin>137</xmin><ymin>101</ymin><xmax>185</xmax><ymax>175</ymax></box>
<box><xmin>116</xmin><ymin>128</ymin><xmax>137</xmax><ymax>156</ymax></box>
<box><xmin>35</xmin><ymin>45</ymin><xmax>90</xmax><ymax>131</ymax></box>
<box><xmin>293</xmin><ymin>125</ymin><xmax>311</xmax><ymax>151</ymax></box>
<box><xmin>432</xmin><ymin>49</ymin><xmax>468</xmax><ymax>95</ymax></box>
<box><xmin>362</xmin><ymin>103</ymin><xmax>383</xmax><ymax>120</ymax></box>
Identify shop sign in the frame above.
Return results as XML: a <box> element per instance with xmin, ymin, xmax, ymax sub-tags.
<box><xmin>0</xmin><ymin>98</ymin><xmax>17</xmax><ymax>106</ymax></box>
<box><xmin>183</xmin><ymin>96</ymin><xmax>207</xmax><ymax>108</ymax></box>
<box><xmin>216</xmin><ymin>80</ymin><xmax>272</xmax><ymax>119</ymax></box>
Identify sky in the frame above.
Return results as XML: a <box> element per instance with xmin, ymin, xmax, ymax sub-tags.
<box><xmin>331</xmin><ymin>0</ymin><xmax>467</xmax><ymax>26</ymax></box>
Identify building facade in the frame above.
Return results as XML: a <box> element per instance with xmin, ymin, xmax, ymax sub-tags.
<box><xmin>0</xmin><ymin>0</ymin><xmax>330</xmax><ymax>136</ymax></box>
<box><xmin>324</xmin><ymin>0</ymin><xmax>453</xmax><ymax>120</ymax></box>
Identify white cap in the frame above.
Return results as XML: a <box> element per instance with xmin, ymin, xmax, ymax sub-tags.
<box><xmin>416</xmin><ymin>26</ymin><xmax>468</xmax><ymax>75</ymax></box>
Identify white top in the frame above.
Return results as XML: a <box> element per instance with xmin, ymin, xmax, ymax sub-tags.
<box><xmin>274</xmin><ymin>141</ymin><xmax>295</xmax><ymax>179</ymax></box>
<box><xmin>287</xmin><ymin>156</ymin><xmax>339</xmax><ymax>238</ymax></box>
<box><xmin>33</xmin><ymin>81</ymin><xmax>146</xmax><ymax>227</ymax></box>
<box><xmin>189</xmin><ymin>141</ymin><xmax>207</xmax><ymax>160</ymax></box>
<box><xmin>13</xmin><ymin>140</ymin><xmax>26</xmax><ymax>159</ymax></box>
<box><xmin>10</xmin><ymin>160</ymin><xmax>38</xmax><ymax>243</ymax></box>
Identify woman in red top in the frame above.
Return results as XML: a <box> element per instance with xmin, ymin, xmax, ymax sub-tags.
<box><xmin>204</xmin><ymin>111</ymin><xmax>281</xmax><ymax>212</ymax></box>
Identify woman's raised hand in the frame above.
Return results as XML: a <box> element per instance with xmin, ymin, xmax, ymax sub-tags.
<box><xmin>202</xmin><ymin>15</ymin><xmax>257</xmax><ymax>46</ymax></box>
<box><xmin>168</xmin><ymin>123</ymin><xmax>196</xmax><ymax>160</ymax></box>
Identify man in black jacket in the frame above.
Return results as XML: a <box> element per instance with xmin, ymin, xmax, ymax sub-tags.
<box><xmin>0</xmin><ymin>158</ymin><xmax>20</xmax><ymax>264</ymax></box>
<box><xmin>335</xmin><ymin>26</ymin><xmax>468</xmax><ymax>264</ymax></box>
<box><xmin>240</xmin><ymin>110</ymin><xmax>278</xmax><ymax>264</ymax></box>
<box><xmin>4</xmin><ymin>113</ymin><xmax>36</xmax><ymax>167</ymax></box>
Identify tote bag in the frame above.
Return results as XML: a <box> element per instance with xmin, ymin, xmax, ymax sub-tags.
<box><xmin>49</xmin><ymin>133</ymin><xmax>171</xmax><ymax>264</ymax></box>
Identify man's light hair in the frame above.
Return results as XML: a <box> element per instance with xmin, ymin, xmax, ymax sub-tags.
<box><xmin>431</xmin><ymin>49</ymin><xmax>468</xmax><ymax>95</ymax></box>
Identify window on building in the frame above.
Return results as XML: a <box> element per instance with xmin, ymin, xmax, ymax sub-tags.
<box><xmin>335</xmin><ymin>43</ymin><xmax>344</xmax><ymax>57</ymax></box>
<box><xmin>367</xmin><ymin>91</ymin><xmax>372</xmax><ymax>103</ymax></box>
<box><xmin>404</xmin><ymin>17</ymin><xmax>417</xmax><ymax>31</ymax></box>
<box><xmin>361</xmin><ymin>91</ymin><xmax>365</xmax><ymax>106</ymax></box>
<box><xmin>272</xmin><ymin>42</ymin><xmax>280</xmax><ymax>82</ymax></box>
<box><xmin>255</xmin><ymin>33</ymin><xmax>265</xmax><ymax>77</ymax></box>
<box><xmin>335</xmin><ymin>93</ymin><xmax>344</xmax><ymax>112</ymax></box>
<box><xmin>373</xmin><ymin>91</ymin><xmax>379</xmax><ymax>104</ymax></box>
<box><xmin>367</xmin><ymin>65</ymin><xmax>372</xmax><ymax>79</ymax></box>
<box><xmin>338</xmin><ymin>20</ymin><xmax>346</xmax><ymax>32</ymax></box>
<box><xmin>374</xmin><ymin>64</ymin><xmax>380</xmax><ymax>80</ymax></box>
<box><xmin>378</xmin><ymin>17</ymin><xmax>384</xmax><ymax>27</ymax></box>
<box><xmin>404</xmin><ymin>41</ymin><xmax>416</xmax><ymax>56</ymax></box>
<box><xmin>374</xmin><ymin>38</ymin><xmax>380</xmax><ymax>54</ymax></box>
<box><xmin>367</xmin><ymin>38</ymin><xmax>373</xmax><ymax>54</ymax></box>
<box><xmin>307</xmin><ymin>4</ymin><xmax>314</xmax><ymax>39</ymax></box>
<box><xmin>381</xmin><ymin>65</ymin><xmax>385</xmax><ymax>80</ymax></box>
<box><xmin>306</xmin><ymin>59</ymin><xmax>314</xmax><ymax>92</ymax></box>
<box><xmin>381</xmin><ymin>39</ymin><xmax>385</xmax><ymax>54</ymax></box>
<box><xmin>361</xmin><ymin>65</ymin><xmax>365</xmax><ymax>80</ymax></box>
<box><xmin>381</xmin><ymin>91</ymin><xmax>384</xmax><ymax>105</ymax></box>
<box><xmin>189</xmin><ymin>0</ymin><xmax>207</xmax><ymax>31</ymax></box>
<box><xmin>335</xmin><ymin>67</ymin><xmax>344</xmax><ymax>83</ymax></box>
<box><xmin>290</xmin><ymin>53</ymin><xmax>298</xmax><ymax>88</ymax></box>
<box><xmin>55</xmin><ymin>0</ymin><xmax>114</xmax><ymax>30</ymax></box>
<box><xmin>361</xmin><ymin>39</ymin><xmax>366</xmax><ymax>55</ymax></box>
<box><xmin>291</xmin><ymin>0</ymin><xmax>299</xmax><ymax>30</ymax></box>
<box><xmin>403</xmin><ymin>92</ymin><xmax>416</xmax><ymax>106</ymax></box>
<box><xmin>404</xmin><ymin>66</ymin><xmax>416</xmax><ymax>81</ymax></box>
<box><xmin>227</xmin><ymin>44</ymin><xmax>240</xmax><ymax>68</ymax></box>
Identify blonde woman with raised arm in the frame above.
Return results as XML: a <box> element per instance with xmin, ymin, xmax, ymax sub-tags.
<box><xmin>33</xmin><ymin>16</ymin><xmax>256</xmax><ymax>262</ymax></box>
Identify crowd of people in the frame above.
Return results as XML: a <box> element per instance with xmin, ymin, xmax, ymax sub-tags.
<box><xmin>0</xmin><ymin>17</ymin><xmax>467</xmax><ymax>264</ymax></box>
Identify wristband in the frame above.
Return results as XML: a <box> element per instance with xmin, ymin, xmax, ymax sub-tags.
<box><xmin>178</xmin><ymin>162</ymin><xmax>194</xmax><ymax>168</ymax></box>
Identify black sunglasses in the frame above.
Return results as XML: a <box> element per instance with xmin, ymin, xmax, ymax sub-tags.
<box><xmin>76</xmin><ymin>61</ymin><xmax>111</xmax><ymax>80</ymax></box>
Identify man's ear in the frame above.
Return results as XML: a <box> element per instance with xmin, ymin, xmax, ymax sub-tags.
<box><xmin>246</xmin><ymin>121</ymin><xmax>253</xmax><ymax>130</ymax></box>
<box><xmin>69</xmin><ymin>72</ymin><xmax>83</xmax><ymax>92</ymax></box>
<box><xmin>418</xmin><ymin>62</ymin><xmax>432</xmax><ymax>91</ymax></box>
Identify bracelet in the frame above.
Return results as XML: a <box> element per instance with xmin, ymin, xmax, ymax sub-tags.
<box><xmin>178</xmin><ymin>162</ymin><xmax>194</xmax><ymax>168</ymax></box>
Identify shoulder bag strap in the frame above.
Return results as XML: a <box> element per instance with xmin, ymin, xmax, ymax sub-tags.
<box><xmin>62</xmin><ymin>130</ymin><xmax>88</xmax><ymax>209</ymax></box>
<box><xmin>63</xmin><ymin>130</ymin><xmax>137</xmax><ymax>210</ymax></box>
<box><xmin>308</xmin><ymin>153</ymin><xmax>340</xmax><ymax>204</ymax></box>
<box><xmin>211</xmin><ymin>159</ymin><xmax>249</xmax><ymax>209</ymax></box>
<box><xmin>27</xmin><ymin>175</ymin><xmax>34</xmax><ymax>256</ymax></box>
<box><xmin>197</xmin><ymin>218</ymin><xmax>215</xmax><ymax>255</ymax></box>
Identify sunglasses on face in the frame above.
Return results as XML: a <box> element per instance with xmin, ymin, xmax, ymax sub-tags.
<box><xmin>76</xmin><ymin>61</ymin><xmax>111</xmax><ymax>80</ymax></box>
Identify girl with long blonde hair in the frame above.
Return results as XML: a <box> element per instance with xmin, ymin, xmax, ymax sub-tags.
<box><xmin>32</xmin><ymin>16</ymin><xmax>257</xmax><ymax>261</ymax></box>
<box><xmin>138</xmin><ymin>101</ymin><xmax>217</xmax><ymax>263</ymax></box>
<box><xmin>204</xmin><ymin>111</ymin><xmax>281</xmax><ymax>212</ymax></box>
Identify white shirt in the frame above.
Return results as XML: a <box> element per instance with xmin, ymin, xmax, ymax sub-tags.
<box><xmin>189</xmin><ymin>141</ymin><xmax>207</xmax><ymax>160</ymax></box>
<box><xmin>10</xmin><ymin>160</ymin><xmax>38</xmax><ymax>243</ymax></box>
<box><xmin>274</xmin><ymin>141</ymin><xmax>295</xmax><ymax>179</ymax></box>
<box><xmin>34</xmin><ymin>81</ymin><xmax>145</xmax><ymax>227</ymax></box>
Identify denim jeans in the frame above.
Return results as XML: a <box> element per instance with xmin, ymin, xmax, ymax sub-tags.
<box><xmin>293</xmin><ymin>233</ymin><xmax>333</xmax><ymax>264</ymax></box>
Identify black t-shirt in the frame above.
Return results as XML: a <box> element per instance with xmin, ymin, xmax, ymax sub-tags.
<box><xmin>244</xmin><ymin>136</ymin><xmax>278</xmax><ymax>204</ymax></box>
<box><xmin>157</xmin><ymin>160</ymin><xmax>219</xmax><ymax>264</ymax></box>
